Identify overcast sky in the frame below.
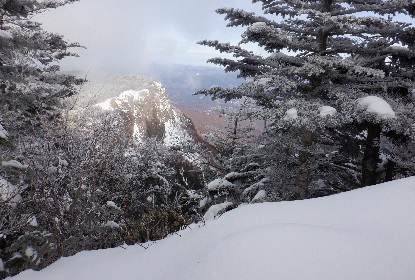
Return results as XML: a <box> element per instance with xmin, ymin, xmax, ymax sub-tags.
<box><xmin>35</xmin><ymin>0</ymin><xmax>263</xmax><ymax>73</ymax></box>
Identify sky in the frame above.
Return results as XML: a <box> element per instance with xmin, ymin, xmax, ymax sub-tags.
<box><xmin>35</xmin><ymin>0</ymin><xmax>263</xmax><ymax>73</ymax></box>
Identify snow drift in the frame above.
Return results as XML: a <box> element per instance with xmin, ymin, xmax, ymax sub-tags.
<box><xmin>8</xmin><ymin>177</ymin><xmax>415</xmax><ymax>280</ymax></box>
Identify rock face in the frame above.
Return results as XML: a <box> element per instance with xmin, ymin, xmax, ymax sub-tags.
<box><xmin>78</xmin><ymin>74</ymin><xmax>213</xmax><ymax>152</ymax></box>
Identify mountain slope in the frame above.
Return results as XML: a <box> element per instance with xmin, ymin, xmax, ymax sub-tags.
<box><xmin>9</xmin><ymin>177</ymin><xmax>415</xmax><ymax>280</ymax></box>
<box><xmin>71</xmin><ymin>74</ymin><xmax>215</xmax><ymax>153</ymax></box>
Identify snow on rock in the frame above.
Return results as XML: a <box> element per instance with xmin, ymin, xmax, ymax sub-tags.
<box><xmin>203</xmin><ymin>202</ymin><xmax>233</xmax><ymax>221</ymax></box>
<box><xmin>252</xmin><ymin>190</ymin><xmax>267</xmax><ymax>201</ymax></box>
<box><xmin>319</xmin><ymin>106</ymin><xmax>337</xmax><ymax>117</ymax></box>
<box><xmin>358</xmin><ymin>96</ymin><xmax>396</xmax><ymax>119</ymax></box>
<box><xmin>207</xmin><ymin>178</ymin><xmax>235</xmax><ymax>191</ymax></box>
<box><xmin>9</xmin><ymin>177</ymin><xmax>415</xmax><ymax>280</ymax></box>
<box><xmin>163</xmin><ymin>113</ymin><xmax>193</xmax><ymax>148</ymax></box>
<box><xmin>0</xmin><ymin>258</ymin><xmax>4</xmax><ymax>271</ymax></box>
<box><xmin>1</xmin><ymin>160</ymin><xmax>29</xmax><ymax>169</ymax></box>
<box><xmin>284</xmin><ymin>108</ymin><xmax>298</xmax><ymax>119</ymax></box>
<box><xmin>0</xmin><ymin>123</ymin><xmax>9</xmax><ymax>140</ymax></box>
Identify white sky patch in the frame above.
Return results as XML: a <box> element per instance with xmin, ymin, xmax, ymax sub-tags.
<box><xmin>33</xmin><ymin>0</ymin><xmax>263</xmax><ymax>71</ymax></box>
<box><xmin>358</xmin><ymin>96</ymin><xmax>396</xmax><ymax>119</ymax></box>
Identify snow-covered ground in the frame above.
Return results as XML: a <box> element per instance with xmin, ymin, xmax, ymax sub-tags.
<box><xmin>8</xmin><ymin>177</ymin><xmax>415</xmax><ymax>280</ymax></box>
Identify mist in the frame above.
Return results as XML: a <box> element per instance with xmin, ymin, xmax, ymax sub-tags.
<box><xmin>35</xmin><ymin>0</ymin><xmax>263</xmax><ymax>73</ymax></box>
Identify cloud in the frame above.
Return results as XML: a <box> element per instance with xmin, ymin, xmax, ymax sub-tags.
<box><xmin>35</xmin><ymin>0</ymin><xmax>263</xmax><ymax>72</ymax></box>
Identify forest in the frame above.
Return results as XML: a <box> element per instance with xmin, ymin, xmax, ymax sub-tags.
<box><xmin>1</xmin><ymin>0</ymin><xmax>415</xmax><ymax>278</ymax></box>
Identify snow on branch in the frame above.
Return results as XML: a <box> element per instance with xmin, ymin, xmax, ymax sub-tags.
<box><xmin>1</xmin><ymin>160</ymin><xmax>29</xmax><ymax>169</ymax></box>
<box><xmin>0</xmin><ymin>123</ymin><xmax>9</xmax><ymax>140</ymax></box>
<box><xmin>358</xmin><ymin>96</ymin><xmax>396</xmax><ymax>119</ymax></box>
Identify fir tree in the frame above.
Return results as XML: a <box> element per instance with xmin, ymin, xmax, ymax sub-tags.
<box><xmin>198</xmin><ymin>0</ymin><xmax>415</xmax><ymax>198</ymax></box>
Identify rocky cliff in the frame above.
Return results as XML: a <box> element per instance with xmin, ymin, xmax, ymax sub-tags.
<box><xmin>74</xmin><ymin>74</ymin><xmax>215</xmax><ymax>154</ymax></box>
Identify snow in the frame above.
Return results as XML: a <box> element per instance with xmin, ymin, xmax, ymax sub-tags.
<box><xmin>24</xmin><ymin>247</ymin><xmax>35</xmax><ymax>258</ymax></box>
<box><xmin>0</xmin><ymin>123</ymin><xmax>9</xmax><ymax>140</ymax></box>
<box><xmin>358</xmin><ymin>96</ymin><xmax>396</xmax><ymax>119</ymax></box>
<box><xmin>249</xmin><ymin>22</ymin><xmax>267</xmax><ymax>31</ymax></box>
<box><xmin>410</xmin><ymin>88</ymin><xmax>415</xmax><ymax>102</ymax></box>
<box><xmin>8</xmin><ymin>176</ymin><xmax>415</xmax><ymax>280</ymax></box>
<box><xmin>0</xmin><ymin>176</ymin><xmax>22</xmax><ymax>204</ymax></box>
<box><xmin>106</xmin><ymin>201</ymin><xmax>120</xmax><ymax>210</ymax></box>
<box><xmin>203</xmin><ymin>202</ymin><xmax>233</xmax><ymax>221</ymax></box>
<box><xmin>29</xmin><ymin>217</ymin><xmax>38</xmax><ymax>227</ymax></box>
<box><xmin>0</xmin><ymin>258</ymin><xmax>4</xmax><ymax>271</ymax></box>
<box><xmin>95</xmin><ymin>98</ymin><xmax>114</xmax><ymax>111</ymax></box>
<box><xmin>199</xmin><ymin>196</ymin><xmax>210</xmax><ymax>208</ymax></box>
<box><xmin>0</xmin><ymin>30</ymin><xmax>12</xmax><ymax>38</ymax></box>
<box><xmin>206</xmin><ymin>178</ymin><xmax>235</xmax><ymax>191</ymax></box>
<box><xmin>257</xmin><ymin>77</ymin><xmax>272</xmax><ymax>85</ymax></box>
<box><xmin>224</xmin><ymin>171</ymin><xmax>250</xmax><ymax>180</ymax></box>
<box><xmin>388</xmin><ymin>43</ymin><xmax>410</xmax><ymax>53</ymax></box>
<box><xmin>284</xmin><ymin>108</ymin><xmax>298</xmax><ymax>119</ymax></box>
<box><xmin>252</xmin><ymin>189</ymin><xmax>266</xmax><ymax>201</ymax></box>
<box><xmin>319</xmin><ymin>106</ymin><xmax>337</xmax><ymax>117</ymax></box>
<box><xmin>163</xmin><ymin>115</ymin><xmax>193</xmax><ymax>147</ymax></box>
<box><xmin>104</xmin><ymin>221</ymin><xmax>120</xmax><ymax>228</ymax></box>
<box><xmin>1</xmin><ymin>160</ymin><xmax>29</xmax><ymax>169</ymax></box>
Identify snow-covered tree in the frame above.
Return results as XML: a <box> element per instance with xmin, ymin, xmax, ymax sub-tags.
<box><xmin>198</xmin><ymin>0</ymin><xmax>415</xmax><ymax>198</ymax></box>
<box><xmin>0</xmin><ymin>1</ymin><xmax>85</xmax><ymax>277</ymax></box>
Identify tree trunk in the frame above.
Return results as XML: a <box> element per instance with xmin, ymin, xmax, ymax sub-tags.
<box><xmin>361</xmin><ymin>122</ymin><xmax>381</xmax><ymax>186</ymax></box>
<box><xmin>384</xmin><ymin>159</ymin><xmax>396</xmax><ymax>182</ymax></box>
<box><xmin>296</xmin><ymin>128</ymin><xmax>313</xmax><ymax>199</ymax></box>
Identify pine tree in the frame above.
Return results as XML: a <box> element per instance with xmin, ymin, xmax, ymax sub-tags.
<box><xmin>198</xmin><ymin>0</ymin><xmax>415</xmax><ymax>198</ymax></box>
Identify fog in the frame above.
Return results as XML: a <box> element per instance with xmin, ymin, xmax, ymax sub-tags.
<box><xmin>35</xmin><ymin>0</ymin><xmax>263</xmax><ymax>73</ymax></box>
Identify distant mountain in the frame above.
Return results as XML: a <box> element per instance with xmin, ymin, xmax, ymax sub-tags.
<box><xmin>73</xmin><ymin>74</ymin><xmax>217</xmax><ymax>159</ymax></box>
<box><xmin>72</xmin><ymin>65</ymin><xmax>244</xmax><ymax>138</ymax></box>
<box><xmin>143</xmin><ymin>64</ymin><xmax>244</xmax><ymax>135</ymax></box>
<box><xmin>146</xmin><ymin>64</ymin><xmax>243</xmax><ymax>110</ymax></box>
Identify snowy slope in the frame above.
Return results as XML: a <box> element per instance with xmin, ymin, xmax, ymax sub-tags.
<box><xmin>8</xmin><ymin>177</ymin><xmax>415</xmax><ymax>280</ymax></box>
